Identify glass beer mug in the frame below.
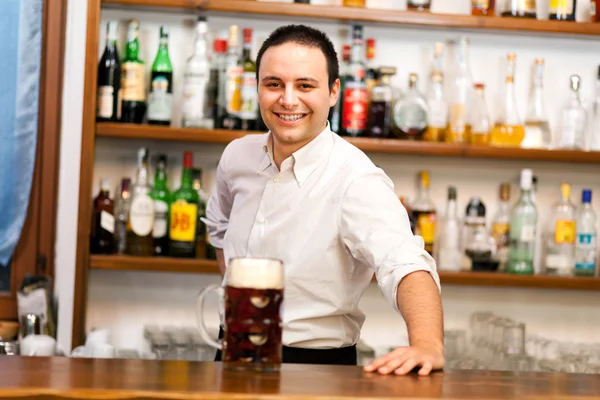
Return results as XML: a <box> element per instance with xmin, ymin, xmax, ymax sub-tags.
<box><xmin>196</xmin><ymin>258</ymin><xmax>284</xmax><ymax>372</ymax></box>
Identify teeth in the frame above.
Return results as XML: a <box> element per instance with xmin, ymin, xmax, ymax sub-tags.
<box><xmin>278</xmin><ymin>114</ymin><xmax>304</xmax><ymax>121</ymax></box>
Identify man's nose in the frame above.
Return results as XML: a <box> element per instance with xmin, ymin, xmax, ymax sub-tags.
<box><xmin>279</xmin><ymin>86</ymin><xmax>299</xmax><ymax>108</ymax></box>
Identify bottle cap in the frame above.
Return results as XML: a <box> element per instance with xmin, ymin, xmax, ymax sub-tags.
<box><xmin>560</xmin><ymin>182</ymin><xmax>571</xmax><ymax>200</ymax></box>
<box><xmin>214</xmin><ymin>39</ymin><xmax>227</xmax><ymax>53</ymax></box>
<box><xmin>243</xmin><ymin>28</ymin><xmax>253</xmax><ymax>43</ymax></box>
<box><xmin>342</xmin><ymin>45</ymin><xmax>351</xmax><ymax>61</ymax></box>
<box><xmin>499</xmin><ymin>183</ymin><xmax>510</xmax><ymax>201</ymax></box>
<box><xmin>582</xmin><ymin>189</ymin><xmax>592</xmax><ymax>203</ymax></box>
<box><xmin>520</xmin><ymin>169</ymin><xmax>532</xmax><ymax>190</ymax></box>
<box><xmin>448</xmin><ymin>186</ymin><xmax>457</xmax><ymax>200</ymax></box>
<box><xmin>100</xmin><ymin>178</ymin><xmax>111</xmax><ymax>192</ymax></box>
<box><xmin>183</xmin><ymin>152</ymin><xmax>193</xmax><ymax>169</ymax></box>
<box><xmin>157</xmin><ymin>154</ymin><xmax>167</xmax><ymax>167</ymax></box>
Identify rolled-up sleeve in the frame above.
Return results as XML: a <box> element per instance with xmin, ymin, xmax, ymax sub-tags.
<box><xmin>204</xmin><ymin>155</ymin><xmax>233</xmax><ymax>249</ymax></box>
<box><xmin>339</xmin><ymin>169</ymin><xmax>441</xmax><ymax>312</ymax></box>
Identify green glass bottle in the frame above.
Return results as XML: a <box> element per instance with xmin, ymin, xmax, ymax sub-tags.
<box><xmin>151</xmin><ymin>154</ymin><xmax>171</xmax><ymax>256</ymax></box>
<box><xmin>192</xmin><ymin>168</ymin><xmax>208</xmax><ymax>259</ymax></box>
<box><xmin>506</xmin><ymin>168</ymin><xmax>537</xmax><ymax>275</ymax></box>
<box><xmin>169</xmin><ymin>152</ymin><xmax>199</xmax><ymax>258</ymax></box>
<box><xmin>121</xmin><ymin>19</ymin><xmax>146</xmax><ymax>124</ymax></box>
<box><xmin>148</xmin><ymin>25</ymin><xmax>174</xmax><ymax>126</ymax></box>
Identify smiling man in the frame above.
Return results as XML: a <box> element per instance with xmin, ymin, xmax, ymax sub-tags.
<box><xmin>205</xmin><ymin>24</ymin><xmax>444</xmax><ymax>375</ymax></box>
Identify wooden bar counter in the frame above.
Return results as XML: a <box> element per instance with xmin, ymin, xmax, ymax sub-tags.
<box><xmin>1</xmin><ymin>357</ymin><xmax>600</xmax><ymax>399</ymax></box>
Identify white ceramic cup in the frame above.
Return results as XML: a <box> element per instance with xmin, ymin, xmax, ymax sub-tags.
<box><xmin>88</xmin><ymin>343</ymin><xmax>116</xmax><ymax>359</ymax></box>
<box><xmin>20</xmin><ymin>334</ymin><xmax>56</xmax><ymax>356</ymax></box>
<box><xmin>85</xmin><ymin>328</ymin><xmax>111</xmax><ymax>347</ymax></box>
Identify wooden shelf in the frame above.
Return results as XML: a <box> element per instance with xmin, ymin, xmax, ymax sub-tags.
<box><xmin>96</xmin><ymin>122</ymin><xmax>600</xmax><ymax>164</ymax></box>
<box><xmin>89</xmin><ymin>254</ymin><xmax>220</xmax><ymax>274</ymax></box>
<box><xmin>102</xmin><ymin>0</ymin><xmax>600</xmax><ymax>39</ymax></box>
<box><xmin>90</xmin><ymin>255</ymin><xmax>600</xmax><ymax>291</ymax></box>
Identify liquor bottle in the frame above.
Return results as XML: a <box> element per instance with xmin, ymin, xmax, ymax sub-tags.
<box><xmin>97</xmin><ymin>21</ymin><xmax>121</xmax><ymax>122</ymax></box>
<box><xmin>221</xmin><ymin>25</ymin><xmax>243</xmax><ymax>130</ymax></box>
<box><xmin>392</xmin><ymin>73</ymin><xmax>428</xmax><ymax>140</ymax></box>
<box><xmin>472</xmin><ymin>0</ymin><xmax>495</xmax><ymax>15</ymax></box>
<box><xmin>295</xmin><ymin>0</ymin><xmax>310</xmax><ymax>2</ymax></box>
<box><xmin>329</xmin><ymin>44</ymin><xmax>351</xmax><ymax>134</ymax></box>
<box><xmin>506</xmin><ymin>169</ymin><xmax>537</xmax><ymax>275</ymax></box>
<box><xmin>491</xmin><ymin>183</ymin><xmax>511</xmax><ymax>271</ymax></box>
<box><xmin>549</xmin><ymin>0</ymin><xmax>576</xmax><ymax>21</ymax></box>
<box><xmin>523</xmin><ymin>58</ymin><xmax>552</xmax><ymax>149</ymax></box>
<box><xmin>151</xmin><ymin>155</ymin><xmax>171</xmax><ymax>256</ymax></box>
<box><xmin>169</xmin><ymin>152</ymin><xmax>200</xmax><ymax>258</ymax></box>
<box><xmin>341</xmin><ymin>25</ymin><xmax>368</xmax><ymax>137</ymax></box>
<box><xmin>343</xmin><ymin>0</ymin><xmax>365</xmax><ymax>7</ymax></box>
<box><xmin>411</xmin><ymin>171</ymin><xmax>437</xmax><ymax>256</ymax></box>
<box><xmin>559</xmin><ymin>75</ymin><xmax>587</xmax><ymax>150</ymax></box>
<box><xmin>446</xmin><ymin>37</ymin><xmax>472</xmax><ymax>144</ymax></box>
<box><xmin>90</xmin><ymin>178</ymin><xmax>116</xmax><ymax>254</ymax></box>
<box><xmin>469</xmin><ymin>83</ymin><xmax>491</xmax><ymax>145</ymax></box>
<box><xmin>365</xmin><ymin>39</ymin><xmax>378</xmax><ymax>97</ymax></box>
<box><xmin>531</xmin><ymin>175</ymin><xmax>542</xmax><ymax>273</ymax></box>
<box><xmin>240</xmin><ymin>28</ymin><xmax>258</xmax><ymax>131</ymax></box>
<box><xmin>213</xmin><ymin>39</ymin><xmax>228</xmax><ymax>130</ymax></box>
<box><xmin>491</xmin><ymin>53</ymin><xmax>525</xmax><ymax>147</ymax></box>
<box><xmin>425</xmin><ymin>42</ymin><xmax>447</xmax><ymax>142</ymax></box>
<box><xmin>366</xmin><ymin>67</ymin><xmax>395</xmax><ymax>138</ymax></box>
<box><xmin>114</xmin><ymin>178</ymin><xmax>131</xmax><ymax>255</ymax></box>
<box><xmin>400</xmin><ymin>196</ymin><xmax>416</xmax><ymax>233</ymax></box>
<box><xmin>192</xmin><ymin>168</ymin><xmax>208</xmax><ymax>259</ymax></box>
<box><xmin>147</xmin><ymin>26</ymin><xmax>174</xmax><ymax>126</ymax></box>
<box><xmin>591</xmin><ymin>66</ymin><xmax>600</xmax><ymax>151</ymax></box>
<box><xmin>182</xmin><ymin>17</ymin><xmax>212</xmax><ymax>129</ymax></box>
<box><xmin>437</xmin><ymin>186</ymin><xmax>461</xmax><ymax>272</ymax></box>
<box><xmin>501</xmin><ymin>0</ymin><xmax>537</xmax><ymax>17</ymax></box>
<box><xmin>592</xmin><ymin>0</ymin><xmax>600</xmax><ymax>21</ymax></box>
<box><xmin>575</xmin><ymin>189</ymin><xmax>597</xmax><ymax>277</ymax></box>
<box><xmin>121</xmin><ymin>19</ymin><xmax>146</xmax><ymax>124</ymax></box>
<box><xmin>127</xmin><ymin>148</ymin><xmax>154</xmax><ymax>256</ymax></box>
<box><xmin>545</xmin><ymin>183</ymin><xmax>576</xmax><ymax>276</ymax></box>
<box><xmin>461</xmin><ymin>197</ymin><xmax>488</xmax><ymax>271</ymax></box>
<box><xmin>407</xmin><ymin>0</ymin><xmax>431</xmax><ymax>11</ymax></box>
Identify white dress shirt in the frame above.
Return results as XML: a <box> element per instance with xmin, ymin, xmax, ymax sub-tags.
<box><xmin>205</xmin><ymin>123</ymin><xmax>440</xmax><ymax>349</ymax></box>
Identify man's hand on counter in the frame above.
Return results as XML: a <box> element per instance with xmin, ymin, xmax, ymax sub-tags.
<box><xmin>363</xmin><ymin>344</ymin><xmax>444</xmax><ymax>376</ymax></box>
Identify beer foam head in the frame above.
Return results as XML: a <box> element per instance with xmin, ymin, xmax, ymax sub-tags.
<box><xmin>227</xmin><ymin>258</ymin><xmax>284</xmax><ymax>289</ymax></box>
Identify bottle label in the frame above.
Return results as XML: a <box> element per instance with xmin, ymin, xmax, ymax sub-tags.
<box><xmin>520</xmin><ymin>224</ymin><xmax>535</xmax><ymax>242</ymax></box>
<box><xmin>121</xmin><ymin>62</ymin><xmax>146</xmax><ymax>102</ymax></box>
<box><xmin>130</xmin><ymin>196</ymin><xmax>154</xmax><ymax>236</ymax></box>
<box><xmin>575</xmin><ymin>233</ymin><xmax>597</xmax><ymax>272</ymax></box>
<box><xmin>148</xmin><ymin>75</ymin><xmax>173</xmax><ymax>122</ymax></box>
<box><xmin>100</xmin><ymin>210</ymin><xmax>115</xmax><ymax>234</ymax></box>
<box><xmin>170</xmin><ymin>200</ymin><xmax>198</xmax><ymax>242</ymax></box>
<box><xmin>554</xmin><ymin>220</ymin><xmax>576</xmax><ymax>244</ymax></box>
<box><xmin>520</xmin><ymin>0</ymin><xmax>536</xmax><ymax>11</ymax></box>
<box><xmin>152</xmin><ymin>200</ymin><xmax>169</xmax><ymax>239</ymax></box>
<box><xmin>549</xmin><ymin>0</ymin><xmax>573</xmax><ymax>13</ymax></box>
<box><xmin>427</xmin><ymin>99</ymin><xmax>448</xmax><ymax>129</ymax></box>
<box><xmin>342</xmin><ymin>86</ymin><xmax>368</xmax><ymax>131</ymax></box>
<box><xmin>416</xmin><ymin>213</ymin><xmax>436</xmax><ymax>245</ymax></box>
<box><xmin>97</xmin><ymin>86</ymin><xmax>114</xmax><ymax>118</ymax></box>
<box><xmin>226</xmin><ymin>66</ymin><xmax>243</xmax><ymax>114</ymax></box>
<box><xmin>492</xmin><ymin>223</ymin><xmax>510</xmax><ymax>249</ymax></box>
<box><xmin>182</xmin><ymin>71</ymin><xmax>208</xmax><ymax>121</ymax></box>
<box><xmin>449</xmin><ymin>103</ymin><xmax>466</xmax><ymax>134</ymax></box>
<box><xmin>240</xmin><ymin>71</ymin><xmax>258</xmax><ymax>120</ymax></box>
<box><xmin>472</xmin><ymin>0</ymin><xmax>490</xmax><ymax>8</ymax></box>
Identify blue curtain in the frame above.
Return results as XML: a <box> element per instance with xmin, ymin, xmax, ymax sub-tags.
<box><xmin>0</xmin><ymin>0</ymin><xmax>43</xmax><ymax>266</ymax></box>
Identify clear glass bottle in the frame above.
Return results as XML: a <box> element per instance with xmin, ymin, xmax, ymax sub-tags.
<box><xmin>523</xmin><ymin>58</ymin><xmax>552</xmax><ymax>149</ymax></box>
<box><xmin>425</xmin><ymin>42</ymin><xmax>447</xmax><ymax>142</ymax></box>
<box><xmin>559</xmin><ymin>75</ymin><xmax>587</xmax><ymax>150</ymax></box>
<box><xmin>545</xmin><ymin>183</ymin><xmax>576</xmax><ymax>276</ymax></box>
<box><xmin>446</xmin><ymin>37</ymin><xmax>473</xmax><ymax>144</ymax></box>
<box><xmin>589</xmin><ymin>66</ymin><xmax>600</xmax><ymax>151</ymax></box>
<box><xmin>240</xmin><ymin>28</ymin><xmax>258</xmax><ymax>131</ymax></box>
<box><xmin>491</xmin><ymin>183</ymin><xmax>511</xmax><ymax>271</ymax></box>
<box><xmin>411</xmin><ymin>171</ymin><xmax>437</xmax><ymax>256</ymax></box>
<box><xmin>393</xmin><ymin>73</ymin><xmax>428</xmax><ymax>140</ymax></box>
<box><xmin>126</xmin><ymin>148</ymin><xmax>155</xmax><ymax>256</ymax></box>
<box><xmin>531</xmin><ymin>175</ymin><xmax>542</xmax><ymax>273</ymax></box>
<box><xmin>221</xmin><ymin>25</ymin><xmax>242</xmax><ymax>130</ymax></box>
<box><xmin>491</xmin><ymin>53</ymin><xmax>525</xmax><ymax>147</ymax></box>
<box><xmin>506</xmin><ymin>169</ymin><xmax>537</xmax><ymax>275</ymax></box>
<box><xmin>437</xmin><ymin>186</ymin><xmax>461</xmax><ymax>271</ymax></box>
<box><xmin>575</xmin><ymin>189</ymin><xmax>597</xmax><ymax>277</ymax></box>
<box><xmin>366</xmin><ymin>67</ymin><xmax>395</xmax><ymax>138</ymax></box>
<box><xmin>470</xmin><ymin>83</ymin><xmax>491</xmax><ymax>145</ymax></box>
<box><xmin>501</xmin><ymin>0</ymin><xmax>537</xmax><ymax>17</ymax></box>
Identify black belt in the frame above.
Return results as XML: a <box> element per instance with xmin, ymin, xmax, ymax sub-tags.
<box><xmin>214</xmin><ymin>326</ymin><xmax>357</xmax><ymax>366</ymax></box>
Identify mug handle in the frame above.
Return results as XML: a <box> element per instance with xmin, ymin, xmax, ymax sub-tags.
<box><xmin>196</xmin><ymin>284</ymin><xmax>223</xmax><ymax>350</ymax></box>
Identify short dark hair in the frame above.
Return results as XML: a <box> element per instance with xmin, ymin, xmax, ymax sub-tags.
<box><xmin>256</xmin><ymin>25</ymin><xmax>339</xmax><ymax>92</ymax></box>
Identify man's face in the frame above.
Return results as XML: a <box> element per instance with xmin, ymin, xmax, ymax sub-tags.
<box><xmin>258</xmin><ymin>42</ymin><xmax>340</xmax><ymax>149</ymax></box>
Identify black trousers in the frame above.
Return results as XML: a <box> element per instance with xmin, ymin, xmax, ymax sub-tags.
<box><xmin>214</xmin><ymin>327</ymin><xmax>357</xmax><ymax>366</ymax></box>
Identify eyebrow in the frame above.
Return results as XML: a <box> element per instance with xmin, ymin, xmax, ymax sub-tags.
<box><xmin>261</xmin><ymin>76</ymin><xmax>319</xmax><ymax>84</ymax></box>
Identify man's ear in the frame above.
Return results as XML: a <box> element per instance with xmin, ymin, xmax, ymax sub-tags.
<box><xmin>329</xmin><ymin>78</ymin><xmax>341</xmax><ymax>108</ymax></box>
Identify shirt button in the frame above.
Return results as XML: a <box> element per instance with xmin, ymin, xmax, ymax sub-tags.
<box><xmin>259</xmin><ymin>218</ymin><xmax>265</xmax><ymax>223</ymax></box>
<box><xmin>273</xmin><ymin>177</ymin><xmax>279</xmax><ymax>183</ymax></box>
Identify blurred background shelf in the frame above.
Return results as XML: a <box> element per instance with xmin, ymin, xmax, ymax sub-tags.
<box><xmin>90</xmin><ymin>255</ymin><xmax>221</xmax><ymax>274</ymax></box>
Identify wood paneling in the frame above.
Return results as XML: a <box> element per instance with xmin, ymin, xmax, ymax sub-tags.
<box><xmin>72</xmin><ymin>0</ymin><xmax>103</xmax><ymax>349</ymax></box>
<box><xmin>102</xmin><ymin>0</ymin><xmax>600</xmax><ymax>38</ymax></box>
<box><xmin>96</xmin><ymin>123</ymin><xmax>600</xmax><ymax>164</ymax></box>
<box><xmin>0</xmin><ymin>357</ymin><xmax>599</xmax><ymax>399</ymax></box>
